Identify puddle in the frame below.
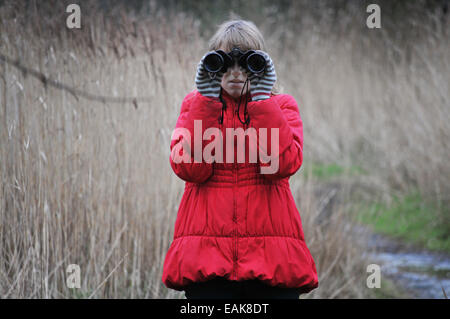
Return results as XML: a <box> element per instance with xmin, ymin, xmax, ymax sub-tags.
<box><xmin>367</xmin><ymin>232</ymin><xmax>450</xmax><ymax>299</ymax></box>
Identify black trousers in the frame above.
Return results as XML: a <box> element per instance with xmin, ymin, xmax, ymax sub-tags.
<box><xmin>184</xmin><ymin>277</ymin><xmax>301</xmax><ymax>299</ymax></box>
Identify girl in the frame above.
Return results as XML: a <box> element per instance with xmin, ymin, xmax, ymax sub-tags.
<box><xmin>162</xmin><ymin>19</ymin><xmax>318</xmax><ymax>299</ymax></box>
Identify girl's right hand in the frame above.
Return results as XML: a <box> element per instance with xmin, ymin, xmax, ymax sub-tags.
<box><xmin>195</xmin><ymin>52</ymin><xmax>224</xmax><ymax>99</ymax></box>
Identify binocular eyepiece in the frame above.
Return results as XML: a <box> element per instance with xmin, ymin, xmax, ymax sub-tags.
<box><xmin>204</xmin><ymin>48</ymin><xmax>266</xmax><ymax>75</ymax></box>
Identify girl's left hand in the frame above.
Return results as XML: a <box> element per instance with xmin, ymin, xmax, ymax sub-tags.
<box><xmin>247</xmin><ymin>50</ymin><xmax>277</xmax><ymax>101</ymax></box>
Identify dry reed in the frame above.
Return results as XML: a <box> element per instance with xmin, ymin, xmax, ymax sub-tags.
<box><xmin>0</xmin><ymin>0</ymin><xmax>448</xmax><ymax>298</ymax></box>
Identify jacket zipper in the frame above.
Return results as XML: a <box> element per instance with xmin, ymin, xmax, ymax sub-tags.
<box><xmin>232</xmin><ymin>101</ymin><xmax>238</xmax><ymax>280</ymax></box>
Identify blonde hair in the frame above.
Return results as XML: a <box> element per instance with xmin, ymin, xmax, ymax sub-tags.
<box><xmin>208</xmin><ymin>19</ymin><xmax>266</xmax><ymax>52</ymax></box>
<box><xmin>208</xmin><ymin>19</ymin><xmax>279</xmax><ymax>94</ymax></box>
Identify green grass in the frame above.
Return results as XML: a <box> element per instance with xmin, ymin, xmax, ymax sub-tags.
<box><xmin>68</xmin><ymin>289</ymin><xmax>93</xmax><ymax>299</ymax></box>
<box><xmin>302</xmin><ymin>162</ymin><xmax>367</xmax><ymax>180</ymax></box>
<box><xmin>369</xmin><ymin>276</ymin><xmax>414</xmax><ymax>299</ymax></box>
<box><xmin>353</xmin><ymin>191</ymin><xmax>450</xmax><ymax>253</ymax></box>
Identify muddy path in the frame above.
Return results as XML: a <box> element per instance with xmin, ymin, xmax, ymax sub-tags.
<box><xmin>362</xmin><ymin>228</ymin><xmax>450</xmax><ymax>299</ymax></box>
<box><xmin>309</xmin><ymin>180</ymin><xmax>449</xmax><ymax>299</ymax></box>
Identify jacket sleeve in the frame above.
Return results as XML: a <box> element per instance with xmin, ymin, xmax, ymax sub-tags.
<box><xmin>169</xmin><ymin>90</ymin><xmax>223</xmax><ymax>183</ymax></box>
<box><xmin>246</xmin><ymin>94</ymin><xmax>303</xmax><ymax>180</ymax></box>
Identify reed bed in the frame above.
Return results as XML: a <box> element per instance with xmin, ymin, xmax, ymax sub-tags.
<box><xmin>0</xmin><ymin>0</ymin><xmax>448</xmax><ymax>298</ymax></box>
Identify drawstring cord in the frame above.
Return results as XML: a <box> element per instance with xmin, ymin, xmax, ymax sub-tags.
<box><xmin>218</xmin><ymin>79</ymin><xmax>251</xmax><ymax>128</ymax></box>
<box><xmin>218</xmin><ymin>87</ymin><xmax>227</xmax><ymax>126</ymax></box>
<box><xmin>236</xmin><ymin>78</ymin><xmax>251</xmax><ymax>127</ymax></box>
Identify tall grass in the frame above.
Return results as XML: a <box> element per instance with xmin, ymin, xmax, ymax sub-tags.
<box><xmin>0</xmin><ymin>0</ymin><xmax>448</xmax><ymax>298</ymax></box>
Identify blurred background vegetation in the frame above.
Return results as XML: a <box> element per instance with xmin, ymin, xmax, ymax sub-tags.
<box><xmin>0</xmin><ymin>0</ymin><xmax>448</xmax><ymax>298</ymax></box>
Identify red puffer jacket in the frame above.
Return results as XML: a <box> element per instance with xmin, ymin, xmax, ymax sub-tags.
<box><xmin>162</xmin><ymin>88</ymin><xmax>318</xmax><ymax>294</ymax></box>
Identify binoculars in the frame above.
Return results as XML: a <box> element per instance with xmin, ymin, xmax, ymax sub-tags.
<box><xmin>204</xmin><ymin>47</ymin><xmax>266</xmax><ymax>74</ymax></box>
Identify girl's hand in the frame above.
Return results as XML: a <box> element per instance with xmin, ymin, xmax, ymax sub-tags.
<box><xmin>247</xmin><ymin>50</ymin><xmax>277</xmax><ymax>101</ymax></box>
<box><xmin>195</xmin><ymin>52</ymin><xmax>224</xmax><ymax>99</ymax></box>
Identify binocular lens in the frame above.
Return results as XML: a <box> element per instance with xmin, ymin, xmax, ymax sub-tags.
<box><xmin>246</xmin><ymin>53</ymin><xmax>266</xmax><ymax>74</ymax></box>
<box><xmin>203</xmin><ymin>49</ymin><xmax>266</xmax><ymax>74</ymax></box>
<box><xmin>204</xmin><ymin>52</ymin><xmax>224</xmax><ymax>73</ymax></box>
